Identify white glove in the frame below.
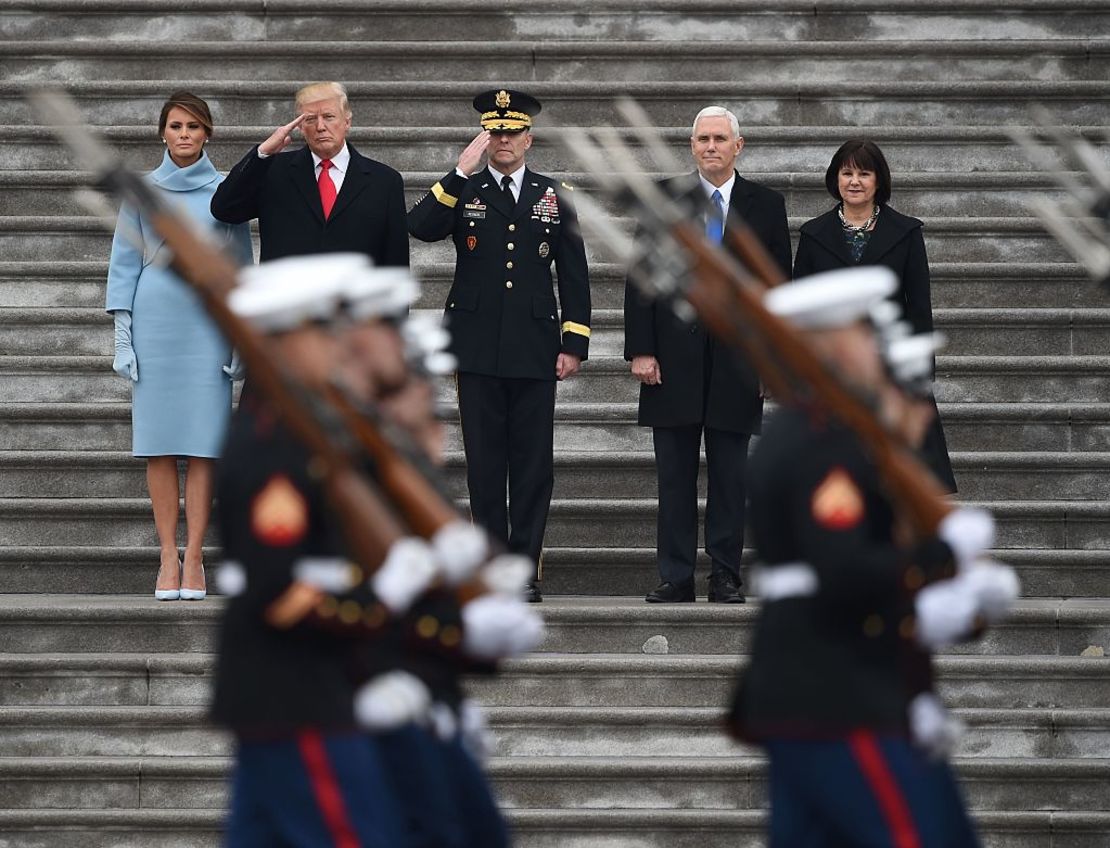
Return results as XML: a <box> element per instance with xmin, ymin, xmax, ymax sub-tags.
<box><xmin>371</xmin><ymin>537</ymin><xmax>438</xmax><ymax>614</ymax></box>
<box><xmin>215</xmin><ymin>560</ymin><xmax>246</xmax><ymax>597</ymax></box>
<box><xmin>938</xmin><ymin>508</ymin><xmax>995</xmax><ymax>571</ymax></box>
<box><xmin>480</xmin><ymin>554</ymin><xmax>533</xmax><ymax>597</ymax></box>
<box><xmin>914</xmin><ymin>577</ymin><xmax>980</xmax><ymax>649</ymax></box>
<box><xmin>909</xmin><ymin>693</ymin><xmax>964</xmax><ymax>760</ymax></box>
<box><xmin>431</xmin><ymin>521</ymin><xmax>489</xmax><ymax>586</ymax></box>
<box><xmin>961</xmin><ymin>559</ymin><xmax>1020</xmax><ymax>622</ymax></box>
<box><xmin>111</xmin><ymin>310</ymin><xmax>138</xmax><ymax>381</ymax></box>
<box><xmin>428</xmin><ymin>701</ymin><xmax>459</xmax><ymax>741</ymax></box>
<box><xmin>458</xmin><ymin>698</ymin><xmax>495</xmax><ymax>765</ymax></box>
<box><xmin>462</xmin><ymin>594</ymin><xmax>546</xmax><ymax>660</ymax></box>
<box><xmin>354</xmin><ymin>671</ymin><xmax>432</xmax><ymax>731</ymax></box>
<box><xmin>222</xmin><ymin>349</ymin><xmax>245</xmax><ymax>381</ymax></box>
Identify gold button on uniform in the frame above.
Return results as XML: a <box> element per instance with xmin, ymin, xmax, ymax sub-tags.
<box><xmin>469</xmin><ymin>221</ymin><xmax>475</xmax><ymax>228</ymax></box>
<box><xmin>506</xmin><ymin>261</ymin><xmax>514</xmax><ymax>269</ymax></box>
<box><xmin>507</xmin><ymin>243</ymin><xmax>515</xmax><ymax>250</ymax></box>
<box><xmin>505</xmin><ymin>281</ymin><xmax>513</xmax><ymax>289</ymax></box>
<box><xmin>508</xmin><ymin>224</ymin><xmax>516</xmax><ymax>232</ymax></box>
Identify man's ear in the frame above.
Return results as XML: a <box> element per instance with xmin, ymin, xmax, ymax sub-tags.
<box><xmin>524</xmin><ymin>132</ymin><xmax>534</xmax><ymax>151</ymax></box>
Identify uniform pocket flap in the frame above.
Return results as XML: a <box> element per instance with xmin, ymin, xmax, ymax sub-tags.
<box><xmin>448</xmin><ymin>286</ymin><xmax>480</xmax><ymax>312</ymax></box>
<box><xmin>532</xmin><ymin>295</ymin><xmax>558</xmax><ymax>321</ymax></box>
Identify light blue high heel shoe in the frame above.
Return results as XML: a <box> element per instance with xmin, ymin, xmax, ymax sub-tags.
<box><xmin>155</xmin><ymin>556</ymin><xmax>181</xmax><ymax>601</ymax></box>
<box><xmin>180</xmin><ymin>561</ymin><xmax>206</xmax><ymax>601</ymax></box>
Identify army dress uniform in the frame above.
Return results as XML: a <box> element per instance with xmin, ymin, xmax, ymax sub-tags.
<box><xmin>212</xmin><ymin>394</ymin><xmax>406</xmax><ymax>848</ymax></box>
<box><xmin>408</xmin><ymin>89</ymin><xmax>591</xmax><ymax>592</ymax></box>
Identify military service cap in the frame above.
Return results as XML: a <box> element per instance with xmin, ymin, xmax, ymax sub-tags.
<box><xmin>472</xmin><ymin>88</ymin><xmax>542</xmax><ymax>133</ymax></box>
<box><xmin>764</xmin><ymin>267</ymin><xmax>897</xmax><ymax>330</ymax></box>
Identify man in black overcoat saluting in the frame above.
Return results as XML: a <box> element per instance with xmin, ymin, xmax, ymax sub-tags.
<box><xmin>624</xmin><ymin>105</ymin><xmax>791</xmax><ymax>604</ymax></box>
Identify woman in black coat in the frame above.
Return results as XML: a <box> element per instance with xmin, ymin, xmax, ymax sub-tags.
<box><xmin>793</xmin><ymin>140</ymin><xmax>957</xmax><ymax>492</ymax></box>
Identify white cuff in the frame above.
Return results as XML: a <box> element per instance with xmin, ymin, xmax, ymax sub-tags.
<box><xmin>372</xmin><ymin>538</ymin><xmax>438</xmax><ymax>614</ymax></box>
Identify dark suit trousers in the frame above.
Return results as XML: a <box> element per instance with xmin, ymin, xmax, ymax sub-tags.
<box><xmin>457</xmin><ymin>372</ymin><xmax>555</xmax><ymax>572</ymax></box>
<box><xmin>653</xmin><ymin>425</ymin><xmax>750</xmax><ymax>586</ymax></box>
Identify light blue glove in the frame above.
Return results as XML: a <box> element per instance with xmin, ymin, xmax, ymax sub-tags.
<box><xmin>111</xmin><ymin>310</ymin><xmax>138</xmax><ymax>381</ymax></box>
<box><xmin>222</xmin><ymin>349</ymin><xmax>245</xmax><ymax>381</ymax></box>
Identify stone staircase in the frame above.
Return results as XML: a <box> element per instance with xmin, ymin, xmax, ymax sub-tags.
<box><xmin>2</xmin><ymin>1</ymin><xmax>1110</xmax><ymax>845</ymax></box>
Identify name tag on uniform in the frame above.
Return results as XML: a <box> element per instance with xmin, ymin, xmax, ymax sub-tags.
<box><xmin>463</xmin><ymin>199</ymin><xmax>487</xmax><ymax>220</ymax></box>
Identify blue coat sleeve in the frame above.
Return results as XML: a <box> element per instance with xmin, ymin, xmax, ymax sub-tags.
<box><xmin>105</xmin><ymin>201</ymin><xmax>145</xmax><ymax>313</ymax></box>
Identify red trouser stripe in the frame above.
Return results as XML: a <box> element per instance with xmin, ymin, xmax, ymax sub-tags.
<box><xmin>296</xmin><ymin>730</ymin><xmax>361</xmax><ymax>848</ymax></box>
<box><xmin>847</xmin><ymin>730</ymin><xmax>922</xmax><ymax>848</ymax></box>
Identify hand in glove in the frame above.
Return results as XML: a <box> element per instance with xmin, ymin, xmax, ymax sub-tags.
<box><xmin>462</xmin><ymin>594</ymin><xmax>545</xmax><ymax>661</ymax></box>
<box><xmin>222</xmin><ymin>349</ymin><xmax>245</xmax><ymax>381</ymax></box>
<box><xmin>938</xmin><ymin>507</ymin><xmax>995</xmax><ymax>571</ymax></box>
<box><xmin>371</xmin><ymin>537</ymin><xmax>438</xmax><ymax>614</ymax></box>
<box><xmin>111</xmin><ymin>310</ymin><xmax>138</xmax><ymax>381</ymax></box>
<box><xmin>354</xmin><ymin>671</ymin><xmax>432</xmax><ymax>732</ymax></box>
<box><xmin>458</xmin><ymin>698</ymin><xmax>495</xmax><ymax>765</ymax></box>
<box><xmin>909</xmin><ymin>693</ymin><xmax>964</xmax><ymax>760</ymax></box>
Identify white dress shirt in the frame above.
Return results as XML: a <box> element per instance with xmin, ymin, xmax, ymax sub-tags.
<box><xmin>257</xmin><ymin>143</ymin><xmax>350</xmax><ymax>194</ymax></box>
<box><xmin>487</xmin><ymin>163</ymin><xmax>526</xmax><ymax>202</ymax></box>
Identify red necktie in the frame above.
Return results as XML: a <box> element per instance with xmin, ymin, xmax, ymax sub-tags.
<box><xmin>318</xmin><ymin>159</ymin><xmax>336</xmax><ymax>220</ymax></box>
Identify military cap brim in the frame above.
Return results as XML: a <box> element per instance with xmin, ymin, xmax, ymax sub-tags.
<box><xmin>764</xmin><ymin>267</ymin><xmax>898</xmax><ymax>330</ymax></box>
<box><xmin>473</xmin><ymin>88</ymin><xmax>542</xmax><ymax>133</ymax></box>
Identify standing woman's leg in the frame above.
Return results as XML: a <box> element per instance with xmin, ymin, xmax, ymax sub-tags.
<box><xmin>182</xmin><ymin>457</ymin><xmax>214</xmax><ymax>595</ymax></box>
<box><xmin>147</xmin><ymin>456</ymin><xmax>181</xmax><ymax>596</ymax></box>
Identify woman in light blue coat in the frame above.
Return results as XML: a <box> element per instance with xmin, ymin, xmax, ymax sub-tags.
<box><xmin>106</xmin><ymin>92</ymin><xmax>253</xmax><ymax>601</ymax></box>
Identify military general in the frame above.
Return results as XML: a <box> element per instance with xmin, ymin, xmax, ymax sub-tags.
<box><xmin>408</xmin><ymin>89</ymin><xmax>591</xmax><ymax>602</ymax></box>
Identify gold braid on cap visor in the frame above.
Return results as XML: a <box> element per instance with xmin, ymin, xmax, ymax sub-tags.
<box><xmin>480</xmin><ymin>110</ymin><xmax>532</xmax><ymax>131</ymax></box>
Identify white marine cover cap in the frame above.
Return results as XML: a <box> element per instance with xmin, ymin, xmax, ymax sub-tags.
<box><xmin>230</xmin><ymin>253</ymin><xmax>363</xmax><ymax>332</ymax></box>
<box><xmin>344</xmin><ymin>267</ymin><xmax>419</xmax><ymax>322</ymax></box>
<box><xmin>764</xmin><ymin>267</ymin><xmax>899</xmax><ymax>330</ymax></box>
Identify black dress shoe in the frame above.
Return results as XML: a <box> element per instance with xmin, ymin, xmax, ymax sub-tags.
<box><xmin>645</xmin><ymin>580</ymin><xmax>696</xmax><ymax>603</ymax></box>
<box><xmin>707</xmin><ymin>573</ymin><xmax>746</xmax><ymax>604</ymax></box>
<box><xmin>524</xmin><ymin>580</ymin><xmax>543</xmax><ymax>603</ymax></box>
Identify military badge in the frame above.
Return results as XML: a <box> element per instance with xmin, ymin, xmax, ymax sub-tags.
<box><xmin>811</xmin><ymin>467</ymin><xmax>864</xmax><ymax>530</ymax></box>
<box><xmin>538</xmin><ymin>241</ymin><xmax>550</xmax><ymax>258</ymax></box>
<box><xmin>495</xmin><ymin>89</ymin><xmax>511</xmax><ymax>108</ymax></box>
<box><xmin>467</xmin><ymin>235</ymin><xmax>478</xmax><ymax>251</ymax></box>
<box><xmin>531</xmin><ymin>186</ymin><xmax>561</xmax><ymax>224</ymax></box>
<box><xmin>251</xmin><ymin>474</ymin><xmax>308</xmax><ymax>546</ymax></box>
<box><xmin>463</xmin><ymin>199</ymin><xmax>486</xmax><ymax>220</ymax></box>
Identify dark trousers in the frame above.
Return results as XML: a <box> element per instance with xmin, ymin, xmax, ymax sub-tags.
<box><xmin>457</xmin><ymin>372</ymin><xmax>555</xmax><ymax>571</ymax></box>
<box><xmin>224</xmin><ymin>730</ymin><xmax>402</xmax><ymax>848</ymax></box>
<box><xmin>764</xmin><ymin>733</ymin><xmax>980</xmax><ymax>848</ymax></box>
<box><xmin>653</xmin><ymin>424</ymin><xmax>750</xmax><ymax>586</ymax></box>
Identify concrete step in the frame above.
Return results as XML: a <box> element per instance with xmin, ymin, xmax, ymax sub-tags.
<box><xmin>0</xmin><ymin>213</ymin><xmax>1076</xmax><ymax>264</ymax></box>
<box><xmin>1</xmin><ymin>493</ymin><xmax>1108</xmax><ymax>549</ymax></box>
<box><xmin>2</xmin><ymin>79</ymin><xmax>1107</xmax><ymax>128</ymax></box>
<box><xmin>0</xmin><ymin>596</ymin><xmax>1105</xmax><ymax>656</ymax></box>
<box><xmin>0</xmin><ymin>703</ymin><xmax>1106</xmax><ymax>760</ymax></box>
<box><xmin>7</xmin><ymin>448</ymin><xmax>1110</xmax><ymax>502</ymax></box>
<box><xmin>1</xmin><ymin>652</ymin><xmax>1106</xmax><ymax>709</ymax></box>
<box><xmin>7</xmin><ymin>353</ymin><xmax>1110</xmax><ymax>405</ymax></box>
<box><xmin>6</xmin><ymin>39</ymin><xmax>1107</xmax><ymax>85</ymax></box>
<box><xmin>0</xmin><ymin>545</ymin><xmax>1107</xmax><ymax>598</ymax></box>
<box><xmin>0</xmin><ymin>260</ymin><xmax>1094</xmax><ymax>311</ymax></box>
<box><xmin>0</xmin><ymin>807</ymin><xmax>1106</xmax><ymax>848</ymax></box>
<box><xmin>4</xmin><ymin>306</ymin><xmax>1110</xmax><ymax>359</ymax></box>
<box><xmin>3</xmin><ymin>0</ymin><xmax>1108</xmax><ymax>43</ymax></box>
<box><xmin>7</xmin><ymin>400</ymin><xmax>1110</xmax><ymax>455</ymax></box>
<box><xmin>0</xmin><ymin>754</ymin><xmax>1105</xmax><ymax>813</ymax></box>
<box><xmin>4</xmin><ymin>123</ymin><xmax>1106</xmax><ymax>176</ymax></box>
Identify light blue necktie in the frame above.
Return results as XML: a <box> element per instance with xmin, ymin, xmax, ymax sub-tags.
<box><xmin>706</xmin><ymin>189</ymin><xmax>725</xmax><ymax>244</ymax></box>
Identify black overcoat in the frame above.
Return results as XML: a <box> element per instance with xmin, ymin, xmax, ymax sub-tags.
<box><xmin>793</xmin><ymin>205</ymin><xmax>958</xmax><ymax>492</ymax></box>
<box><xmin>408</xmin><ymin>167</ymin><xmax>591</xmax><ymax>381</ymax></box>
<box><xmin>210</xmin><ymin>144</ymin><xmax>410</xmax><ymax>267</ymax></box>
<box><xmin>623</xmin><ymin>172</ymin><xmax>791</xmax><ymax>434</ymax></box>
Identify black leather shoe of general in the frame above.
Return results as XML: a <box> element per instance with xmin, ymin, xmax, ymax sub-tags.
<box><xmin>645</xmin><ymin>580</ymin><xmax>696</xmax><ymax>603</ymax></box>
<box><xmin>525</xmin><ymin>580</ymin><xmax>543</xmax><ymax>603</ymax></box>
<box><xmin>707</xmin><ymin>572</ymin><xmax>746</xmax><ymax>604</ymax></box>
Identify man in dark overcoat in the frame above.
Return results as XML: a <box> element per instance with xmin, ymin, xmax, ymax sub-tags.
<box><xmin>624</xmin><ymin>105</ymin><xmax>791</xmax><ymax>603</ymax></box>
<box><xmin>211</xmin><ymin>81</ymin><xmax>409</xmax><ymax>268</ymax></box>
<box><xmin>408</xmin><ymin>89</ymin><xmax>591</xmax><ymax>603</ymax></box>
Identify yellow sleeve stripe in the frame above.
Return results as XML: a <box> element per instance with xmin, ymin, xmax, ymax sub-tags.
<box><xmin>561</xmin><ymin>321</ymin><xmax>591</xmax><ymax>338</ymax></box>
<box><xmin>431</xmin><ymin>181</ymin><xmax>458</xmax><ymax>208</ymax></box>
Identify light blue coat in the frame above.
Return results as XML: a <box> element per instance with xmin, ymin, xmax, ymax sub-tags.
<box><xmin>106</xmin><ymin>150</ymin><xmax>254</xmax><ymax>458</ymax></box>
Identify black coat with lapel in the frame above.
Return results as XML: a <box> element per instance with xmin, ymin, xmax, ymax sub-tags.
<box><xmin>210</xmin><ymin>144</ymin><xmax>409</xmax><ymax>267</ymax></box>
<box><xmin>623</xmin><ymin>172</ymin><xmax>792</xmax><ymax>435</ymax></box>
<box><xmin>793</xmin><ymin>205</ymin><xmax>957</xmax><ymax>492</ymax></box>
<box><xmin>408</xmin><ymin>166</ymin><xmax>591</xmax><ymax>381</ymax></box>
<box><xmin>793</xmin><ymin>205</ymin><xmax>932</xmax><ymax>335</ymax></box>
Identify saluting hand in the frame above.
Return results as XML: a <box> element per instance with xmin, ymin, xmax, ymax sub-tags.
<box><xmin>457</xmin><ymin>131</ymin><xmax>491</xmax><ymax>175</ymax></box>
<box><xmin>259</xmin><ymin>113</ymin><xmax>309</xmax><ymax>156</ymax></box>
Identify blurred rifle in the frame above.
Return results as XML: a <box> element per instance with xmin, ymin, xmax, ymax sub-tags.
<box><xmin>1010</xmin><ymin>108</ymin><xmax>1110</xmax><ymax>286</ymax></box>
<box><xmin>559</xmin><ymin>99</ymin><xmax>953</xmax><ymax>538</ymax></box>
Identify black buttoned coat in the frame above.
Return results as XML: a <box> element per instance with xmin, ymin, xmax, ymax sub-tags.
<box><xmin>210</xmin><ymin>144</ymin><xmax>409</xmax><ymax>267</ymax></box>
<box><xmin>623</xmin><ymin>172</ymin><xmax>792</xmax><ymax>434</ymax></box>
<box><xmin>408</xmin><ymin>167</ymin><xmax>591</xmax><ymax>380</ymax></box>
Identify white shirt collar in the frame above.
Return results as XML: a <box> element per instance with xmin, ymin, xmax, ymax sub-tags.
<box><xmin>699</xmin><ymin>169</ymin><xmax>736</xmax><ymax>202</ymax></box>
<box><xmin>488</xmin><ymin>163</ymin><xmax>526</xmax><ymax>191</ymax></box>
<box><xmin>312</xmin><ymin>143</ymin><xmax>350</xmax><ymax>172</ymax></box>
